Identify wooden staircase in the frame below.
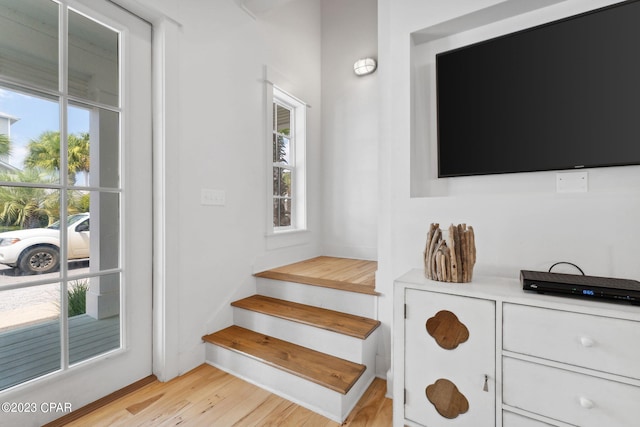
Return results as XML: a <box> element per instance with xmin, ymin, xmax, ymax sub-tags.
<box><xmin>203</xmin><ymin>257</ymin><xmax>380</xmax><ymax>423</ymax></box>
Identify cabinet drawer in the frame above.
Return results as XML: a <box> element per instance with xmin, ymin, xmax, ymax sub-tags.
<box><xmin>503</xmin><ymin>303</ymin><xmax>640</xmax><ymax>379</ymax></box>
<box><xmin>503</xmin><ymin>411</ymin><xmax>555</xmax><ymax>427</ymax></box>
<box><xmin>503</xmin><ymin>357</ymin><xmax>640</xmax><ymax>427</ymax></box>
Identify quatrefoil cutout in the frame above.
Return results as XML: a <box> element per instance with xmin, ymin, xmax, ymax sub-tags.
<box><xmin>425</xmin><ymin>310</ymin><xmax>469</xmax><ymax>350</ymax></box>
<box><xmin>426</xmin><ymin>378</ymin><xmax>469</xmax><ymax>419</ymax></box>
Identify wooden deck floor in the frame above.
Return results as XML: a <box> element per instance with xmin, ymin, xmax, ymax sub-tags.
<box><xmin>255</xmin><ymin>256</ymin><xmax>379</xmax><ymax>295</ymax></box>
<box><xmin>58</xmin><ymin>363</ymin><xmax>392</xmax><ymax>426</ymax></box>
<box><xmin>0</xmin><ymin>314</ymin><xmax>120</xmax><ymax>391</ymax></box>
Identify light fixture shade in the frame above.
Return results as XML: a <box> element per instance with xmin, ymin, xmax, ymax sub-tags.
<box><xmin>353</xmin><ymin>58</ymin><xmax>377</xmax><ymax>76</ymax></box>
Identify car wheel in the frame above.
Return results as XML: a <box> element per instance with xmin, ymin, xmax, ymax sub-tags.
<box><xmin>19</xmin><ymin>246</ymin><xmax>60</xmax><ymax>274</ymax></box>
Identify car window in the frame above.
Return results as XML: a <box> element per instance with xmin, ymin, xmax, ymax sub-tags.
<box><xmin>76</xmin><ymin>219</ymin><xmax>90</xmax><ymax>232</ymax></box>
<box><xmin>48</xmin><ymin>214</ymin><xmax>89</xmax><ymax>230</ymax></box>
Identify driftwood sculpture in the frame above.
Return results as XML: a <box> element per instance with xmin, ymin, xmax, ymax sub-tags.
<box><xmin>424</xmin><ymin>223</ymin><xmax>476</xmax><ymax>283</ymax></box>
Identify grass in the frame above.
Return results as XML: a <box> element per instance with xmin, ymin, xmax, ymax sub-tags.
<box><xmin>68</xmin><ymin>280</ymin><xmax>89</xmax><ymax>317</ymax></box>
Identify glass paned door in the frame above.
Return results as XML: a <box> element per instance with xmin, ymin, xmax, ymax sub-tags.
<box><xmin>0</xmin><ymin>0</ymin><xmax>152</xmax><ymax>410</ymax></box>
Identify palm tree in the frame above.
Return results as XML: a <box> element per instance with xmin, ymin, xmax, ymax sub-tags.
<box><xmin>24</xmin><ymin>131</ymin><xmax>90</xmax><ymax>185</ymax></box>
<box><xmin>0</xmin><ymin>169</ymin><xmax>58</xmax><ymax>229</ymax></box>
<box><xmin>68</xmin><ymin>132</ymin><xmax>90</xmax><ymax>185</ymax></box>
<box><xmin>0</xmin><ymin>133</ymin><xmax>11</xmax><ymax>158</ymax></box>
<box><xmin>24</xmin><ymin>131</ymin><xmax>60</xmax><ymax>176</ymax></box>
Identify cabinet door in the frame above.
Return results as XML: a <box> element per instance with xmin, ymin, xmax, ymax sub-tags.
<box><xmin>404</xmin><ymin>289</ymin><xmax>495</xmax><ymax>426</ymax></box>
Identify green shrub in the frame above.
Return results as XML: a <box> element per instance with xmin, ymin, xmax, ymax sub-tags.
<box><xmin>68</xmin><ymin>280</ymin><xmax>89</xmax><ymax>317</ymax></box>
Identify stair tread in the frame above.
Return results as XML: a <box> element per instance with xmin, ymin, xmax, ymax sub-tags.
<box><xmin>255</xmin><ymin>256</ymin><xmax>379</xmax><ymax>296</ymax></box>
<box><xmin>232</xmin><ymin>295</ymin><xmax>380</xmax><ymax>339</ymax></box>
<box><xmin>203</xmin><ymin>325</ymin><xmax>366</xmax><ymax>395</ymax></box>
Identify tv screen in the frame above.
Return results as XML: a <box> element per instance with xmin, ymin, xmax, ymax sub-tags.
<box><xmin>436</xmin><ymin>0</ymin><xmax>640</xmax><ymax>178</ymax></box>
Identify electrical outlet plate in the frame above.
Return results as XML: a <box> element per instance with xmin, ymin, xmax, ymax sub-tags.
<box><xmin>556</xmin><ymin>171</ymin><xmax>588</xmax><ymax>193</ymax></box>
<box><xmin>201</xmin><ymin>188</ymin><xmax>226</xmax><ymax>206</ymax></box>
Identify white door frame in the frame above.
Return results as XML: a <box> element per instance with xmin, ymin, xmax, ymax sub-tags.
<box><xmin>107</xmin><ymin>0</ymin><xmax>183</xmax><ymax>382</ymax></box>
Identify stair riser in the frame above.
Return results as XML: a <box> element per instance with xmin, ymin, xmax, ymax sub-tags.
<box><xmin>256</xmin><ymin>278</ymin><xmax>376</xmax><ymax>318</ymax></box>
<box><xmin>205</xmin><ymin>344</ymin><xmax>375</xmax><ymax>423</ymax></box>
<box><xmin>233</xmin><ymin>307</ymin><xmax>377</xmax><ymax>365</ymax></box>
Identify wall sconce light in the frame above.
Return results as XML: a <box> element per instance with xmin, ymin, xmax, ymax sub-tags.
<box><xmin>353</xmin><ymin>58</ymin><xmax>377</xmax><ymax>76</ymax></box>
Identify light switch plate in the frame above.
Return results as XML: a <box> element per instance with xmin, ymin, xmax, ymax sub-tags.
<box><xmin>556</xmin><ymin>171</ymin><xmax>588</xmax><ymax>193</ymax></box>
<box><xmin>201</xmin><ymin>188</ymin><xmax>226</xmax><ymax>206</ymax></box>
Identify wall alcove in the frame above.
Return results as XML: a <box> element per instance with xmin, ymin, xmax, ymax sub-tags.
<box><xmin>408</xmin><ymin>0</ymin><xmax>640</xmax><ymax>199</ymax></box>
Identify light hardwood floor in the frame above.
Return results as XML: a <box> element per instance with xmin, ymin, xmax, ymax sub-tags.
<box><xmin>62</xmin><ymin>364</ymin><xmax>392</xmax><ymax>426</ymax></box>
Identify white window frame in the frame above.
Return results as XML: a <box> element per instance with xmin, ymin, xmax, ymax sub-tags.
<box><xmin>269</xmin><ymin>86</ymin><xmax>307</xmax><ymax>235</ymax></box>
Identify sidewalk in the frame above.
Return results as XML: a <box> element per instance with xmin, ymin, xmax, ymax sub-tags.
<box><xmin>0</xmin><ymin>302</ymin><xmax>59</xmax><ymax>332</ymax></box>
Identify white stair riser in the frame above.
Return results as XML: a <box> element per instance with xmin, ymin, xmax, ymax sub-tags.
<box><xmin>205</xmin><ymin>344</ymin><xmax>375</xmax><ymax>423</ymax></box>
<box><xmin>233</xmin><ymin>307</ymin><xmax>378</xmax><ymax>366</ymax></box>
<box><xmin>256</xmin><ymin>278</ymin><xmax>376</xmax><ymax>318</ymax></box>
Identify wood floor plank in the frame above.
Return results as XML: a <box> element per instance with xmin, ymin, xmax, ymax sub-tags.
<box><xmin>230</xmin><ymin>394</ymin><xmax>296</xmax><ymax>427</ymax></box>
<box><xmin>53</xmin><ymin>364</ymin><xmax>391</xmax><ymax>427</ymax></box>
<box><xmin>255</xmin><ymin>256</ymin><xmax>379</xmax><ymax>295</ymax></box>
<box><xmin>342</xmin><ymin>377</ymin><xmax>388</xmax><ymax>426</ymax></box>
<box><xmin>231</xmin><ymin>295</ymin><xmax>380</xmax><ymax>339</ymax></box>
<box><xmin>62</xmin><ymin>365</ymin><xmax>227</xmax><ymax>427</ymax></box>
<box><xmin>202</xmin><ymin>325</ymin><xmax>366</xmax><ymax>394</ymax></box>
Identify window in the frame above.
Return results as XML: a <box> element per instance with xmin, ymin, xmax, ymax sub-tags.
<box><xmin>271</xmin><ymin>87</ymin><xmax>306</xmax><ymax>232</ymax></box>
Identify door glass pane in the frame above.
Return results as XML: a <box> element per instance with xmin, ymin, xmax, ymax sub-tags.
<box><xmin>0</xmin><ymin>283</ymin><xmax>61</xmax><ymax>391</ymax></box>
<box><xmin>68</xmin><ymin>273</ymin><xmax>120</xmax><ymax>365</ymax></box>
<box><xmin>68</xmin><ymin>9</ymin><xmax>119</xmax><ymax>107</ymax></box>
<box><xmin>64</xmin><ymin>207</ymin><xmax>90</xmax><ymax>278</ymax></box>
<box><xmin>67</xmin><ymin>104</ymin><xmax>90</xmax><ymax>187</ymax></box>
<box><xmin>0</xmin><ymin>87</ymin><xmax>60</xmax><ymax>184</ymax></box>
<box><xmin>68</xmin><ymin>104</ymin><xmax>120</xmax><ymax>189</ymax></box>
<box><xmin>93</xmin><ymin>191</ymin><xmax>119</xmax><ymax>272</ymax></box>
<box><xmin>66</xmin><ymin>190</ymin><xmax>119</xmax><ymax>278</ymax></box>
<box><xmin>0</xmin><ymin>187</ymin><xmax>60</xmax><ymax>281</ymax></box>
<box><xmin>89</xmin><ymin>108</ymin><xmax>120</xmax><ymax>188</ymax></box>
<box><xmin>0</xmin><ymin>0</ymin><xmax>59</xmax><ymax>91</ymax></box>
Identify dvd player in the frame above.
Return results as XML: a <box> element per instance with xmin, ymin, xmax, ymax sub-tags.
<box><xmin>521</xmin><ymin>270</ymin><xmax>640</xmax><ymax>305</ymax></box>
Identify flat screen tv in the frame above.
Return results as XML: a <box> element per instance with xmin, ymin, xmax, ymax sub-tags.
<box><xmin>436</xmin><ymin>0</ymin><xmax>640</xmax><ymax>178</ymax></box>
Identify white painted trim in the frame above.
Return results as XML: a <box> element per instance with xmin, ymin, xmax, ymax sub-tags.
<box><xmin>108</xmin><ymin>0</ymin><xmax>183</xmax><ymax>385</ymax></box>
<box><xmin>151</xmin><ymin>18</ymin><xmax>181</xmax><ymax>382</ymax></box>
<box><xmin>264</xmin><ymin>67</ymin><xmax>309</xmax><ymax>246</ymax></box>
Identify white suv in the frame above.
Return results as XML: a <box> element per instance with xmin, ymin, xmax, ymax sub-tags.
<box><xmin>0</xmin><ymin>213</ymin><xmax>90</xmax><ymax>274</ymax></box>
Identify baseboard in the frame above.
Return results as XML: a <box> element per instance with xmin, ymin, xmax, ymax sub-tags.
<box><xmin>41</xmin><ymin>374</ymin><xmax>157</xmax><ymax>427</ymax></box>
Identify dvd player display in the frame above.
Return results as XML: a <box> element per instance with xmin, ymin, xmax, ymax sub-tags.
<box><xmin>521</xmin><ymin>270</ymin><xmax>640</xmax><ymax>305</ymax></box>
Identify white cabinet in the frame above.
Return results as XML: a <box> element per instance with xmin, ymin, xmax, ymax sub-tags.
<box><xmin>404</xmin><ymin>290</ymin><xmax>495</xmax><ymax>426</ymax></box>
<box><xmin>394</xmin><ymin>270</ymin><xmax>640</xmax><ymax>427</ymax></box>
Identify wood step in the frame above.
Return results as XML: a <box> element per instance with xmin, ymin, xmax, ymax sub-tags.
<box><xmin>255</xmin><ymin>256</ymin><xmax>379</xmax><ymax>296</ymax></box>
<box><xmin>202</xmin><ymin>325</ymin><xmax>366</xmax><ymax>395</ymax></box>
<box><xmin>232</xmin><ymin>295</ymin><xmax>380</xmax><ymax>340</ymax></box>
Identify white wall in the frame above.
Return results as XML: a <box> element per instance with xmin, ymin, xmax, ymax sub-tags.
<box><xmin>118</xmin><ymin>0</ymin><xmax>324</xmax><ymax>377</ymax></box>
<box><xmin>171</xmin><ymin>0</ymin><xmax>323</xmax><ymax>374</ymax></box>
<box><xmin>378</xmin><ymin>0</ymin><xmax>640</xmax><ymax>391</ymax></box>
<box><xmin>321</xmin><ymin>0</ymin><xmax>378</xmax><ymax>261</ymax></box>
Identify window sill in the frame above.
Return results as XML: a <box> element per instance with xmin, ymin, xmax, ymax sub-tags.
<box><xmin>265</xmin><ymin>228</ymin><xmax>310</xmax><ymax>250</ymax></box>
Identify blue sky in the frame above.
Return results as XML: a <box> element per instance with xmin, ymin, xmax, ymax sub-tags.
<box><xmin>0</xmin><ymin>87</ymin><xmax>89</xmax><ymax>169</ymax></box>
